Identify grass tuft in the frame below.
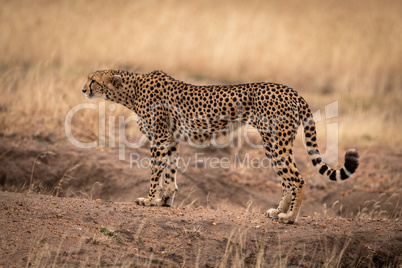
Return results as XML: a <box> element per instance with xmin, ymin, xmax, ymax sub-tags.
<box><xmin>100</xmin><ymin>227</ymin><xmax>123</xmax><ymax>244</ymax></box>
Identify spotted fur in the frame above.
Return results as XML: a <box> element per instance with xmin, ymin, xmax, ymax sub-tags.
<box><xmin>82</xmin><ymin>70</ymin><xmax>359</xmax><ymax>223</ymax></box>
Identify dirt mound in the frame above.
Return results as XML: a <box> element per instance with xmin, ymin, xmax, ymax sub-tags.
<box><xmin>1</xmin><ymin>191</ymin><xmax>401</xmax><ymax>267</ymax></box>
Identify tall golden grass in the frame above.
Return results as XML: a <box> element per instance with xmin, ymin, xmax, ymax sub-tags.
<box><xmin>0</xmin><ymin>0</ymin><xmax>401</xmax><ymax>146</ymax></box>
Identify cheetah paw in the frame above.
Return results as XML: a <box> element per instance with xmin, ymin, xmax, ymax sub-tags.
<box><xmin>278</xmin><ymin>213</ymin><xmax>296</xmax><ymax>224</ymax></box>
<box><xmin>155</xmin><ymin>195</ymin><xmax>174</xmax><ymax>207</ymax></box>
<box><xmin>266</xmin><ymin>208</ymin><xmax>280</xmax><ymax>219</ymax></box>
<box><xmin>135</xmin><ymin>197</ymin><xmax>156</xmax><ymax>206</ymax></box>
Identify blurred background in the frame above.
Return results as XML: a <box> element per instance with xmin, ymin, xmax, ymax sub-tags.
<box><xmin>1</xmin><ymin>0</ymin><xmax>401</xmax><ymax>147</ymax></box>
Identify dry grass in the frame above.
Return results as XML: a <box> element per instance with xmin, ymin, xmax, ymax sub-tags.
<box><xmin>0</xmin><ymin>0</ymin><xmax>401</xmax><ymax>146</ymax></box>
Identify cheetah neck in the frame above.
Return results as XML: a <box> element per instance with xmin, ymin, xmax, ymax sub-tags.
<box><xmin>106</xmin><ymin>70</ymin><xmax>141</xmax><ymax>112</ymax></box>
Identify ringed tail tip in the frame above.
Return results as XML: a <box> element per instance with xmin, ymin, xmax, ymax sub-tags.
<box><xmin>344</xmin><ymin>149</ymin><xmax>359</xmax><ymax>174</ymax></box>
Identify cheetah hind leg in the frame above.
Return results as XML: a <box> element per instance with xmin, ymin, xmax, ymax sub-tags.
<box><xmin>267</xmin><ymin>176</ymin><xmax>306</xmax><ymax>224</ymax></box>
<box><xmin>277</xmin><ymin>182</ymin><xmax>305</xmax><ymax>224</ymax></box>
<box><xmin>266</xmin><ymin>149</ymin><xmax>306</xmax><ymax>223</ymax></box>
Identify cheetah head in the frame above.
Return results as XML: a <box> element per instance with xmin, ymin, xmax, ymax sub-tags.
<box><xmin>82</xmin><ymin>70</ymin><xmax>122</xmax><ymax>100</ymax></box>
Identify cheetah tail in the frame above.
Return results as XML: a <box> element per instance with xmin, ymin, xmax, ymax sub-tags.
<box><xmin>302</xmin><ymin>116</ymin><xmax>359</xmax><ymax>182</ymax></box>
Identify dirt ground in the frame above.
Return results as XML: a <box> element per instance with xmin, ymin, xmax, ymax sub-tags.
<box><xmin>0</xmin><ymin>134</ymin><xmax>401</xmax><ymax>267</ymax></box>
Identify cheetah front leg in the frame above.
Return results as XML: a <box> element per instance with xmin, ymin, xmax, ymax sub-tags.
<box><xmin>135</xmin><ymin>144</ymin><xmax>168</xmax><ymax>206</ymax></box>
<box><xmin>155</xmin><ymin>144</ymin><xmax>179</xmax><ymax>207</ymax></box>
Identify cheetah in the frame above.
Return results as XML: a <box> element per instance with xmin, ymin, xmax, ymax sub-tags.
<box><xmin>82</xmin><ymin>70</ymin><xmax>359</xmax><ymax>224</ymax></box>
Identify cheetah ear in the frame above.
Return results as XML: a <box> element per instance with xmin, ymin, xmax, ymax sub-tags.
<box><xmin>108</xmin><ymin>75</ymin><xmax>122</xmax><ymax>88</ymax></box>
